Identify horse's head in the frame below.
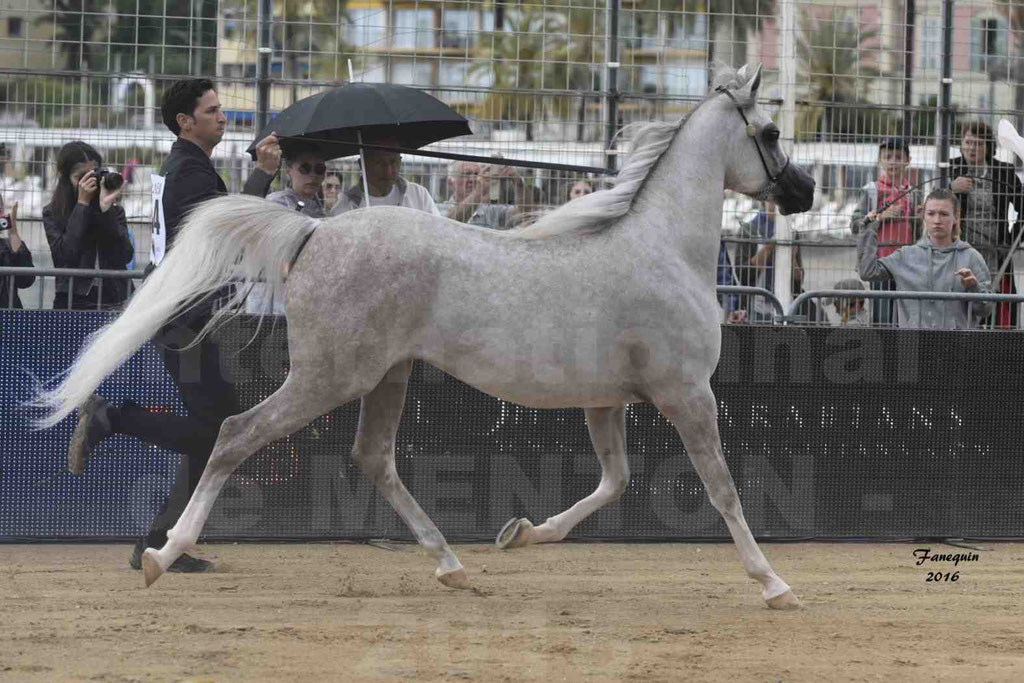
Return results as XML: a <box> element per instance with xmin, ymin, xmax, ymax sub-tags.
<box><xmin>714</xmin><ymin>65</ymin><xmax>814</xmax><ymax>216</ymax></box>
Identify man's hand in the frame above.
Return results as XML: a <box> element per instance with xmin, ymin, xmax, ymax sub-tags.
<box><xmin>99</xmin><ymin>182</ymin><xmax>123</xmax><ymax>213</ymax></box>
<box><xmin>254</xmin><ymin>132</ymin><xmax>282</xmax><ymax>174</ymax></box>
<box><xmin>951</xmin><ymin>176</ymin><xmax>973</xmax><ymax>194</ymax></box>
<box><xmin>6</xmin><ymin>201</ymin><xmax>21</xmax><ymax>252</ymax></box>
<box><xmin>877</xmin><ymin>203</ymin><xmax>903</xmax><ymax>221</ymax></box>
<box><xmin>956</xmin><ymin>268</ymin><xmax>979</xmax><ymax>290</ymax></box>
<box><xmin>78</xmin><ymin>172</ymin><xmax>99</xmax><ymax>205</ymax></box>
<box><xmin>727</xmin><ymin>310</ymin><xmax>748</xmax><ymax>323</ymax></box>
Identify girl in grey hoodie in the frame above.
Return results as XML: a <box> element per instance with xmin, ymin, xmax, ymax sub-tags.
<box><xmin>856</xmin><ymin>188</ymin><xmax>993</xmax><ymax>329</ymax></box>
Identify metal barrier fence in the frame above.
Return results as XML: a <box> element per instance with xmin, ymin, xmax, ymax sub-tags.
<box><xmin>2</xmin><ymin>1</ymin><xmax>1024</xmax><ymax>304</ymax></box>
<box><xmin>786</xmin><ymin>288</ymin><xmax>1024</xmax><ymax>327</ymax></box>
<box><xmin>6</xmin><ymin>266</ymin><xmax>1024</xmax><ymax>332</ymax></box>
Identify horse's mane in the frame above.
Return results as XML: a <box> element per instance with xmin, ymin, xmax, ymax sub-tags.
<box><xmin>514</xmin><ymin>64</ymin><xmax>747</xmax><ymax>240</ymax></box>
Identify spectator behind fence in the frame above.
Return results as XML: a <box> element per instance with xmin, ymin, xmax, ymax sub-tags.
<box><xmin>442</xmin><ymin>159</ymin><xmax>525</xmax><ymax>230</ymax></box>
<box><xmin>42</xmin><ymin>141</ymin><xmax>133</xmax><ymax>310</ymax></box>
<box><xmin>331</xmin><ymin>139</ymin><xmax>439</xmax><ymax>215</ymax></box>
<box><xmin>850</xmin><ymin>137</ymin><xmax>920</xmax><ymax>326</ymax></box>
<box><xmin>65</xmin><ymin>77</ymin><xmax>283</xmax><ymax>575</ymax></box>
<box><xmin>321</xmin><ymin>171</ymin><xmax>342</xmax><ymax>212</ymax></box>
<box><xmin>732</xmin><ymin>199</ymin><xmax>816</xmax><ymax>322</ymax></box>
<box><xmin>0</xmin><ymin>197</ymin><xmax>34</xmax><ymax>308</ymax></box>
<box><xmin>824</xmin><ymin>278</ymin><xmax>869</xmax><ymax>326</ymax></box>
<box><xmin>266</xmin><ymin>146</ymin><xmax>327</xmax><ymax>218</ymax></box>
<box><xmin>717</xmin><ymin>241</ymin><xmax>746</xmax><ymax>322</ymax></box>
<box><xmin>857</xmin><ymin>188</ymin><xmax>992</xmax><ymax>329</ymax></box>
<box><xmin>569</xmin><ymin>179</ymin><xmax>594</xmax><ymax>201</ymax></box>
<box><xmin>248</xmin><ymin>146</ymin><xmax>328</xmax><ymax>314</ymax></box>
<box><xmin>950</xmin><ymin>120</ymin><xmax>1024</xmax><ymax>328</ymax></box>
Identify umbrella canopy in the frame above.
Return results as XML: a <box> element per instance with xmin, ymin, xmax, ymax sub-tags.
<box><xmin>246</xmin><ymin>83</ymin><xmax>473</xmax><ymax>160</ymax></box>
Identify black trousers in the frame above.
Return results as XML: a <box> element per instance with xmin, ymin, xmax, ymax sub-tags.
<box><xmin>110</xmin><ymin>309</ymin><xmax>239</xmax><ymax>547</ymax></box>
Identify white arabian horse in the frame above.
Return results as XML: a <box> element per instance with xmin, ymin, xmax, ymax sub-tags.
<box><xmin>38</xmin><ymin>65</ymin><xmax>814</xmax><ymax>608</ymax></box>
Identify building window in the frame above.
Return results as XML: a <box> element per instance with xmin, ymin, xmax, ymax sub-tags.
<box><xmin>970</xmin><ymin>16</ymin><xmax>1007</xmax><ymax>72</ymax></box>
<box><xmin>441</xmin><ymin>9</ymin><xmax>473</xmax><ymax>49</ymax></box>
<box><xmin>344</xmin><ymin>8</ymin><xmax>386</xmax><ymax>48</ymax></box>
<box><xmin>391</xmin><ymin>60</ymin><xmax>433</xmax><ymax>86</ymax></box>
<box><xmin>664</xmin><ymin>66</ymin><xmax>707</xmax><ymax>96</ymax></box>
<box><xmin>665</xmin><ymin>13</ymin><xmax>706</xmax><ymax>50</ymax></box>
<box><xmin>393</xmin><ymin>9</ymin><xmax>434</xmax><ymax>50</ymax></box>
<box><xmin>624</xmin><ymin>11</ymin><xmax>659</xmax><ymax>49</ymax></box>
<box><xmin>8</xmin><ymin>17</ymin><xmax>23</xmax><ymax>37</ymax></box>
<box><xmin>918</xmin><ymin>17</ymin><xmax>940</xmax><ymax>71</ymax></box>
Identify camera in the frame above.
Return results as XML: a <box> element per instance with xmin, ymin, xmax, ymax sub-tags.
<box><xmin>91</xmin><ymin>168</ymin><xmax>124</xmax><ymax>192</ymax></box>
<box><xmin>0</xmin><ymin>214</ymin><xmax>10</xmax><ymax>232</ymax></box>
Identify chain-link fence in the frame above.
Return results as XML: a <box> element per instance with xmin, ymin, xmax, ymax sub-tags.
<box><xmin>2</xmin><ymin>1</ymin><xmax>1023</xmax><ymax>325</ymax></box>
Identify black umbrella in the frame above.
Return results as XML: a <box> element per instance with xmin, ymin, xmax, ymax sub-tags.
<box><xmin>246</xmin><ymin>83</ymin><xmax>472</xmax><ymax>160</ymax></box>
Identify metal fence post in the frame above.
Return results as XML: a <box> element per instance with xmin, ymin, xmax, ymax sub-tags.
<box><xmin>257</xmin><ymin>0</ymin><xmax>274</xmax><ymax>134</ymax></box>
<box><xmin>938</xmin><ymin>0</ymin><xmax>954</xmax><ymax>179</ymax></box>
<box><xmin>604</xmin><ymin>0</ymin><xmax>621</xmax><ymax>173</ymax></box>
<box><xmin>773</xmin><ymin>0</ymin><xmax>798</xmax><ymax>313</ymax></box>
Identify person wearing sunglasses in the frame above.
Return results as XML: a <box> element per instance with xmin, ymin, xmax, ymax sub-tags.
<box><xmin>266</xmin><ymin>146</ymin><xmax>328</xmax><ymax>218</ymax></box>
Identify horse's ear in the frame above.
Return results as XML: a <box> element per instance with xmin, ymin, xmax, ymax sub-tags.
<box><xmin>748</xmin><ymin>64</ymin><xmax>763</xmax><ymax>97</ymax></box>
<box><xmin>736</xmin><ymin>64</ymin><xmax>748</xmax><ymax>81</ymax></box>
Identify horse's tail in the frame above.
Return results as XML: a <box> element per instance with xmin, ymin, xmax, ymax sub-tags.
<box><xmin>33</xmin><ymin>194</ymin><xmax>319</xmax><ymax>429</ymax></box>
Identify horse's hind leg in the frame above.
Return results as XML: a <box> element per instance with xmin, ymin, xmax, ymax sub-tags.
<box><xmin>141</xmin><ymin>371</ymin><xmax>352</xmax><ymax>587</ymax></box>
<box><xmin>352</xmin><ymin>361</ymin><xmax>469</xmax><ymax>589</ymax></box>
<box><xmin>498</xmin><ymin>406</ymin><xmax>629</xmax><ymax>549</ymax></box>
<box><xmin>654</xmin><ymin>382</ymin><xmax>800</xmax><ymax>610</ymax></box>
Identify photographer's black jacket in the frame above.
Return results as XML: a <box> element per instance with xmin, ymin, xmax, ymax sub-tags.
<box><xmin>0</xmin><ymin>237</ymin><xmax>34</xmax><ymax>309</ymax></box>
<box><xmin>160</xmin><ymin>138</ymin><xmax>274</xmax><ymax>251</ymax></box>
<box><xmin>42</xmin><ymin>200</ymin><xmax>133</xmax><ymax>306</ymax></box>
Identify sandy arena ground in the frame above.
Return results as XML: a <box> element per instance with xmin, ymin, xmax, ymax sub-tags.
<box><xmin>1</xmin><ymin>541</ymin><xmax>1022</xmax><ymax>682</ymax></box>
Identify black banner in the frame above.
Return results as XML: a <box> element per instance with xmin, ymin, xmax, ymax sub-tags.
<box><xmin>2</xmin><ymin>312</ymin><xmax>1022</xmax><ymax>541</ymax></box>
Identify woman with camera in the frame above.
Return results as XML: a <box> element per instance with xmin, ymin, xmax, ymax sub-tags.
<box><xmin>0</xmin><ymin>196</ymin><xmax>35</xmax><ymax>309</ymax></box>
<box><xmin>43</xmin><ymin>141</ymin><xmax>134</xmax><ymax>310</ymax></box>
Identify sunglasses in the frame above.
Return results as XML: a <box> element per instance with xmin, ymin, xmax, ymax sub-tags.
<box><xmin>297</xmin><ymin>162</ymin><xmax>327</xmax><ymax>175</ymax></box>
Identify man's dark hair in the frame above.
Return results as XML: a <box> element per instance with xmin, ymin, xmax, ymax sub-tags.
<box><xmin>161</xmin><ymin>78</ymin><xmax>215</xmax><ymax>136</ymax></box>
<box><xmin>878</xmin><ymin>136</ymin><xmax>909</xmax><ymax>158</ymax></box>
<box><xmin>960</xmin><ymin>120</ymin><xmax>995</xmax><ymax>162</ymax></box>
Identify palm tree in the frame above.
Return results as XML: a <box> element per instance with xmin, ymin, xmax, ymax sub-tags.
<box><xmin>797</xmin><ymin>10</ymin><xmax>879</xmax><ymax>140</ymax></box>
<box><xmin>706</xmin><ymin>0</ymin><xmax>776</xmax><ymax>68</ymax></box>
<box><xmin>471</xmin><ymin>4</ymin><xmax>574</xmax><ymax>141</ymax></box>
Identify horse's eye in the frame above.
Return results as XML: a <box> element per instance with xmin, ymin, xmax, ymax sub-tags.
<box><xmin>764</xmin><ymin>128</ymin><xmax>780</xmax><ymax>143</ymax></box>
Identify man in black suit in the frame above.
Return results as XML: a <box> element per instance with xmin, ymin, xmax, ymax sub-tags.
<box><xmin>67</xmin><ymin>78</ymin><xmax>282</xmax><ymax>572</ymax></box>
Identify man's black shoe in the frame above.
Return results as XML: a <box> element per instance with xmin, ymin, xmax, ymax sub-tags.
<box><xmin>129</xmin><ymin>539</ymin><xmax>214</xmax><ymax>573</ymax></box>
<box><xmin>67</xmin><ymin>394</ymin><xmax>113</xmax><ymax>475</ymax></box>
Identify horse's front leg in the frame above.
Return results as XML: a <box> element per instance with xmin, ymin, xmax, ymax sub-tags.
<box><xmin>352</xmin><ymin>360</ymin><xmax>469</xmax><ymax>589</ymax></box>
<box><xmin>497</xmin><ymin>406</ymin><xmax>629</xmax><ymax>548</ymax></box>
<box><xmin>654</xmin><ymin>381</ymin><xmax>800</xmax><ymax>610</ymax></box>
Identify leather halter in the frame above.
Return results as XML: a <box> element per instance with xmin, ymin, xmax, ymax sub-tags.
<box><xmin>715</xmin><ymin>85</ymin><xmax>791</xmax><ymax>200</ymax></box>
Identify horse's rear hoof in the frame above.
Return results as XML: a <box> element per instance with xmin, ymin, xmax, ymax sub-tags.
<box><xmin>141</xmin><ymin>548</ymin><xmax>164</xmax><ymax>588</ymax></box>
<box><xmin>436</xmin><ymin>568</ymin><xmax>471</xmax><ymax>590</ymax></box>
<box><xmin>496</xmin><ymin>518</ymin><xmax>534</xmax><ymax>549</ymax></box>
<box><xmin>766</xmin><ymin>590</ymin><xmax>802</xmax><ymax>610</ymax></box>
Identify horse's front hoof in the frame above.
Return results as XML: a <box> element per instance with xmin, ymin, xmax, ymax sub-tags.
<box><xmin>141</xmin><ymin>548</ymin><xmax>164</xmax><ymax>588</ymax></box>
<box><xmin>765</xmin><ymin>590</ymin><xmax>802</xmax><ymax>610</ymax></box>
<box><xmin>495</xmin><ymin>518</ymin><xmax>534</xmax><ymax>549</ymax></box>
<box><xmin>436</xmin><ymin>567</ymin><xmax>471</xmax><ymax>590</ymax></box>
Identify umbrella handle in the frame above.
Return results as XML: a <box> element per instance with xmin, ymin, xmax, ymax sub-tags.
<box><xmin>357</xmin><ymin>130</ymin><xmax>371</xmax><ymax>209</ymax></box>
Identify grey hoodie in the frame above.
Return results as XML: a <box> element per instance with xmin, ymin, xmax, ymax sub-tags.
<box><xmin>857</xmin><ymin>221</ymin><xmax>993</xmax><ymax>329</ymax></box>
